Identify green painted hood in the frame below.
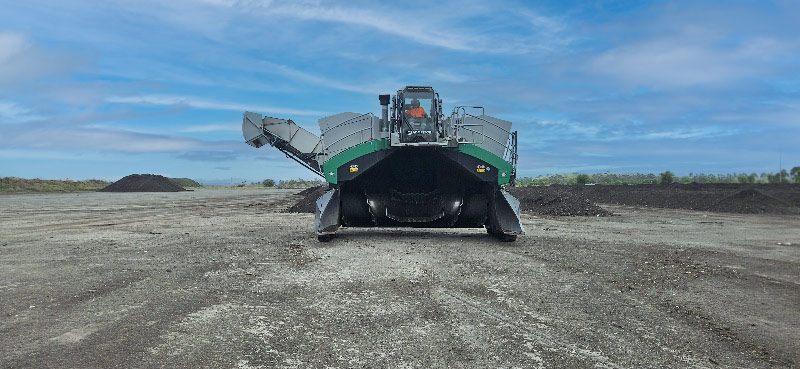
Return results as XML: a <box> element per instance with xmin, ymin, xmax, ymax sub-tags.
<box><xmin>321</xmin><ymin>139</ymin><xmax>512</xmax><ymax>185</ymax></box>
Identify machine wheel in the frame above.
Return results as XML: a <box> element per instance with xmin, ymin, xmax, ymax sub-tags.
<box><xmin>317</xmin><ymin>234</ymin><xmax>333</xmax><ymax>242</ymax></box>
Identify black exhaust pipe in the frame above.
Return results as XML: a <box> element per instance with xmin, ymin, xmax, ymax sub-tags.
<box><xmin>379</xmin><ymin>94</ymin><xmax>390</xmax><ymax>133</ymax></box>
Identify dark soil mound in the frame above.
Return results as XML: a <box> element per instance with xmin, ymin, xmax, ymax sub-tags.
<box><xmin>537</xmin><ymin>183</ymin><xmax>800</xmax><ymax>214</ymax></box>
<box><xmin>509</xmin><ymin>186</ymin><xmax>610</xmax><ymax>216</ymax></box>
<box><xmin>295</xmin><ymin>186</ymin><xmax>324</xmax><ymax>197</ymax></box>
<box><xmin>711</xmin><ymin>188</ymin><xmax>795</xmax><ymax>214</ymax></box>
<box><xmin>168</xmin><ymin>178</ymin><xmax>202</xmax><ymax>188</ymax></box>
<box><xmin>99</xmin><ymin>174</ymin><xmax>186</xmax><ymax>192</ymax></box>
<box><xmin>284</xmin><ymin>186</ymin><xmax>327</xmax><ymax>213</ymax></box>
<box><xmin>572</xmin><ymin>184</ymin><xmax>723</xmax><ymax>210</ymax></box>
<box><xmin>731</xmin><ymin>188</ymin><xmax>761</xmax><ymax>199</ymax></box>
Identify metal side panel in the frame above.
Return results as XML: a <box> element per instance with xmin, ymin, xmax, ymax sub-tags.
<box><xmin>243</xmin><ymin>112</ymin><xmax>268</xmax><ymax>147</ymax></box>
<box><xmin>319</xmin><ymin>113</ymin><xmax>377</xmax><ymax>157</ymax></box>
<box><xmin>491</xmin><ymin>189</ymin><xmax>525</xmax><ymax>236</ymax></box>
<box><xmin>460</xmin><ymin>115</ymin><xmax>513</xmax><ymax>158</ymax></box>
<box><xmin>262</xmin><ymin>116</ymin><xmax>323</xmax><ymax>155</ymax></box>
<box><xmin>243</xmin><ymin>111</ymin><xmax>323</xmax><ymax>155</ymax></box>
<box><xmin>315</xmin><ymin>188</ymin><xmax>341</xmax><ymax>235</ymax></box>
<box><xmin>319</xmin><ymin>112</ymin><xmax>362</xmax><ymax>132</ymax></box>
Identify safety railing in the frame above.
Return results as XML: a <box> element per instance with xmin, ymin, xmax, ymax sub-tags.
<box><xmin>450</xmin><ymin>106</ymin><xmax>518</xmax><ymax>181</ymax></box>
<box><xmin>453</xmin><ymin>123</ymin><xmax>483</xmax><ymax>142</ymax></box>
<box><xmin>319</xmin><ymin>112</ymin><xmax>376</xmax><ymax>158</ymax></box>
<box><xmin>320</xmin><ymin>113</ymin><xmax>375</xmax><ymax>136</ymax></box>
<box><xmin>323</xmin><ymin>125</ymin><xmax>373</xmax><ymax>158</ymax></box>
<box><xmin>507</xmin><ymin>131</ymin><xmax>518</xmax><ymax>181</ymax></box>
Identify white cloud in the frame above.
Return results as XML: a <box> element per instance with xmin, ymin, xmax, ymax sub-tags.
<box><xmin>0</xmin><ymin>123</ymin><xmax>239</xmax><ymax>153</ymax></box>
<box><xmin>643</xmin><ymin>129</ymin><xmax>712</xmax><ymax>140</ymax></box>
<box><xmin>0</xmin><ymin>31</ymin><xmax>27</xmax><ymax>63</ymax></box>
<box><xmin>188</xmin><ymin>0</ymin><xmax>566</xmax><ymax>55</ymax></box>
<box><xmin>585</xmin><ymin>23</ymin><xmax>794</xmax><ymax>88</ymax></box>
<box><xmin>260</xmin><ymin>61</ymin><xmax>399</xmax><ymax>95</ymax></box>
<box><xmin>0</xmin><ymin>100</ymin><xmax>44</xmax><ymax>122</ymax></box>
<box><xmin>533</xmin><ymin>119</ymin><xmax>601</xmax><ymax>137</ymax></box>
<box><xmin>0</xmin><ymin>31</ymin><xmax>79</xmax><ymax>88</ymax></box>
<box><xmin>106</xmin><ymin>94</ymin><xmax>329</xmax><ymax>116</ymax></box>
<box><xmin>212</xmin><ymin>1</ymin><xmax>477</xmax><ymax>52</ymax></box>
<box><xmin>0</xmin><ymin>149</ymin><xmax>101</xmax><ymax>160</ymax></box>
<box><xmin>179</xmin><ymin>123</ymin><xmax>241</xmax><ymax>133</ymax></box>
<box><xmin>530</xmin><ymin>117</ymin><xmax>734</xmax><ymax>143</ymax></box>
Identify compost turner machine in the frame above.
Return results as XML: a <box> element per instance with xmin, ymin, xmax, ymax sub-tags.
<box><xmin>242</xmin><ymin>86</ymin><xmax>524</xmax><ymax>241</ymax></box>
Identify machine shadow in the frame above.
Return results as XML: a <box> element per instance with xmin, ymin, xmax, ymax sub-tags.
<box><xmin>328</xmin><ymin>227</ymin><xmax>518</xmax><ymax>245</ymax></box>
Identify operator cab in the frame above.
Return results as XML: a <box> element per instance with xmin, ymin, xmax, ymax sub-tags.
<box><xmin>390</xmin><ymin>86</ymin><xmax>444</xmax><ymax>145</ymax></box>
<box><xmin>402</xmin><ymin>90</ymin><xmax>434</xmax><ymax>142</ymax></box>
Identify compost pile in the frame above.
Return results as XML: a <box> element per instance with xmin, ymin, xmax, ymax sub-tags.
<box><xmin>509</xmin><ymin>186</ymin><xmax>610</xmax><ymax>216</ymax></box>
<box><xmin>284</xmin><ymin>186</ymin><xmax>326</xmax><ymax>213</ymax></box>
<box><xmin>99</xmin><ymin>174</ymin><xmax>186</xmax><ymax>192</ymax></box>
<box><xmin>531</xmin><ymin>183</ymin><xmax>800</xmax><ymax>214</ymax></box>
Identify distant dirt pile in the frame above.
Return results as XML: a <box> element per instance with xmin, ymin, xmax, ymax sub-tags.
<box><xmin>538</xmin><ymin>183</ymin><xmax>800</xmax><ymax>214</ymax></box>
<box><xmin>284</xmin><ymin>186</ymin><xmax>327</xmax><ymax>213</ymax></box>
<box><xmin>99</xmin><ymin>174</ymin><xmax>186</xmax><ymax>192</ymax></box>
<box><xmin>168</xmin><ymin>178</ymin><xmax>202</xmax><ymax>188</ymax></box>
<box><xmin>508</xmin><ymin>187</ymin><xmax>610</xmax><ymax>216</ymax></box>
<box><xmin>711</xmin><ymin>188</ymin><xmax>793</xmax><ymax>214</ymax></box>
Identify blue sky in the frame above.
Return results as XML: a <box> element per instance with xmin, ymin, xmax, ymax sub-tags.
<box><xmin>1</xmin><ymin>0</ymin><xmax>798</xmax><ymax>182</ymax></box>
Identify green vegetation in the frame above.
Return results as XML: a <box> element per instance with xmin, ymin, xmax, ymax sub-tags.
<box><xmin>226</xmin><ymin>178</ymin><xmax>324</xmax><ymax>189</ymax></box>
<box><xmin>168</xmin><ymin>178</ymin><xmax>203</xmax><ymax>188</ymax></box>
<box><xmin>275</xmin><ymin>178</ymin><xmax>325</xmax><ymax>189</ymax></box>
<box><xmin>659</xmin><ymin>171</ymin><xmax>674</xmax><ymax>184</ymax></box>
<box><xmin>515</xmin><ymin>169</ymin><xmax>799</xmax><ymax>186</ymax></box>
<box><xmin>0</xmin><ymin>177</ymin><xmax>110</xmax><ymax>192</ymax></box>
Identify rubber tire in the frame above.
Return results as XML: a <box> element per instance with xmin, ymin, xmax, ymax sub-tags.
<box><xmin>317</xmin><ymin>234</ymin><xmax>333</xmax><ymax>242</ymax></box>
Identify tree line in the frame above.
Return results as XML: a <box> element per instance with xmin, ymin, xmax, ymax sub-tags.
<box><xmin>515</xmin><ymin>167</ymin><xmax>800</xmax><ymax>186</ymax></box>
<box><xmin>260</xmin><ymin>178</ymin><xmax>325</xmax><ymax>188</ymax></box>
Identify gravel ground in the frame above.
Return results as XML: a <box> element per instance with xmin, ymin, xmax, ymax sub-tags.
<box><xmin>0</xmin><ymin>189</ymin><xmax>798</xmax><ymax>368</ymax></box>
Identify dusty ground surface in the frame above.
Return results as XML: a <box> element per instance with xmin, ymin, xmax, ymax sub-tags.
<box><xmin>1</xmin><ymin>189</ymin><xmax>798</xmax><ymax>368</ymax></box>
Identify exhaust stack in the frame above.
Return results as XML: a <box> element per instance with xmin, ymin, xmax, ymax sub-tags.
<box><xmin>379</xmin><ymin>94</ymin><xmax>390</xmax><ymax>133</ymax></box>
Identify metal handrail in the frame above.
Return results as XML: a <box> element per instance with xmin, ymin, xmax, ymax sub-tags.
<box><xmin>503</xmin><ymin>134</ymin><xmax>517</xmax><ymax>164</ymax></box>
<box><xmin>453</xmin><ymin>106</ymin><xmax>485</xmax><ymax>117</ymax></box>
<box><xmin>454</xmin><ymin>124</ymin><xmax>485</xmax><ymax>144</ymax></box>
<box><xmin>324</xmin><ymin>126</ymin><xmax>372</xmax><ymax>157</ymax></box>
<box><xmin>320</xmin><ymin>113</ymin><xmax>374</xmax><ymax>136</ymax></box>
<box><xmin>451</xmin><ymin>109</ymin><xmax>518</xmax><ymax>179</ymax></box>
<box><xmin>461</xmin><ymin>113</ymin><xmax>512</xmax><ymax>135</ymax></box>
<box><xmin>462</xmin><ymin>124</ymin><xmax>508</xmax><ymax>148</ymax></box>
<box><xmin>453</xmin><ymin>116</ymin><xmax>510</xmax><ymax>149</ymax></box>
